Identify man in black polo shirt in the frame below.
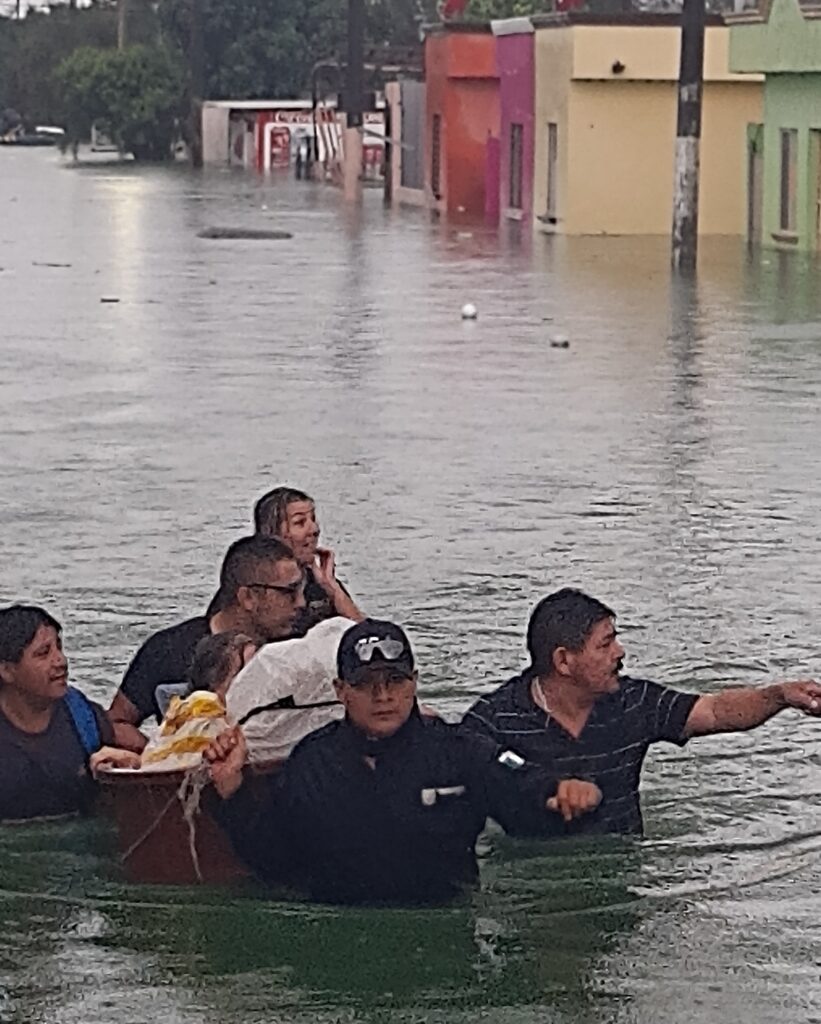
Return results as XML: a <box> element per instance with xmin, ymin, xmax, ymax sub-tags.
<box><xmin>108</xmin><ymin>535</ymin><xmax>305</xmax><ymax>750</ymax></box>
<box><xmin>461</xmin><ymin>588</ymin><xmax>821</xmax><ymax>836</ymax></box>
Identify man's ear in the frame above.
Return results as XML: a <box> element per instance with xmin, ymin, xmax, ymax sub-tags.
<box><xmin>235</xmin><ymin>585</ymin><xmax>254</xmax><ymax>612</ymax></box>
<box><xmin>0</xmin><ymin>661</ymin><xmax>14</xmax><ymax>687</ymax></box>
<box><xmin>552</xmin><ymin>646</ymin><xmax>574</xmax><ymax>678</ymax></box>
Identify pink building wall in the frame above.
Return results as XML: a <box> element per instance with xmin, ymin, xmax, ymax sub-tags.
<box><xmin>496</xmin><ymin>30</ymin><xmax>535</xmax><ymax>221</ymax></box>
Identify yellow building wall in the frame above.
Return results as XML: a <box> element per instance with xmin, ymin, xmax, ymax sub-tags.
<box><xmin>563</xmin><ymin>79</ymin><xmax>761</xmax><ymax>235</ymax></box>
<box><xmin>565</xmin><ymin>81</ymin><xmax>674</xmax><ymax>235</ymax></box>
<box><xmin>533</xmin><ymin>23</ymin><xmax>763</xmax><ymax>235</ymax></box>
<box><xmin>533</xmin><ymin>26</ymin><xmax>573</xmax><ymax>227</ymax></box>
<box><xmin>571</xmin><ymin>24</ymin><xmax>757</xmax><ymax>83</ymax></box>
<box><xmin>700</xmin><ymin>82</ymin><xmax>763</xmax><ymax>236</ymax></box>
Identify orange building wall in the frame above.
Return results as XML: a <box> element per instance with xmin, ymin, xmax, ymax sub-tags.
<box><xmin>445</xmin><ymin>80</ymin><xmax>500</xmax><ymax>217</ymax></box>
<box><xmin>425</xmin><ymin>31</ymin><xmax>500</xmax><ymax>219</ymax></box>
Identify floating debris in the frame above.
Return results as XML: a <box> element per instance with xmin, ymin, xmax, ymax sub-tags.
<box><xmin>32</xmin><ymin>261</ymin><xmax>71</xmax><ymax>268</ymax></box>
<box><xmin>197</xmin><ymin>227</ymin><xmax>292</xmax><ymax>241</ymax></box>
<box><xmin>100</xmin><ymin>297</ymin><xmax>120</xmax><ymax>303</ymax></box>
<box><xmin>550</xmin><ymin>335</ymin><xmax>570</xmax><ymax>349</ymax></box>
<box><xmin>461</xmin><ymin>303</ymin><xmax>478</xmax><ymax>320</ymax></box>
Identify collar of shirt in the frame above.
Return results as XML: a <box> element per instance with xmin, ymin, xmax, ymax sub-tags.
<box><xmin>342</xmin><ymin>704</ymin><xmax>424</xmax><ymax>761</ymax></box>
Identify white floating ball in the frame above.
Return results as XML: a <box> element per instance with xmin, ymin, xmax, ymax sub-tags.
<box><xmin>461</xmin><ymin>303</ymin><xmax>478</xmax><ymax>320</ymax></box>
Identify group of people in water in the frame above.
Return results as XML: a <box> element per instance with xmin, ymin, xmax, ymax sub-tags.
<box><xmin>2</xmin><ymin>485</ymin><xmax>820</xmax><ymax>904</ymax></box>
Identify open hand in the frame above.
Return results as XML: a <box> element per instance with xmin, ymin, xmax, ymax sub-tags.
<box><xmin>779</xmin><ymin>680</ymin><xmax>821</xmax><ymax>716</ymax></box>
<box><xmin>204</xmin><ymin>726</ymin><xmax>248</xmax><ymax>799</ymax></box>
<box><xmin>312</xmin><ymin>547</ymin><xmax>339</xmax><ymax>595</ymax></box>
<box><xmin>547</xmin><ymin>779</ymin><xmax>602</xmax><ymax>823</ymax></box>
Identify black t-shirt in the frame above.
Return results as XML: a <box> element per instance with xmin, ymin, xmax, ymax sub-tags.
<box><xmin>119</xmin><ymin>616</ymin><xmax>210</xmax><ymax>724</ymax></box>
<box><xmin>0</xmin><ymin>697</ymin><xmax>113</xmax><ymax>822</ymax></box>
<box><xmin>461</xmin><ymin>672</ymin><xmax>699</xmax><ymax>836</ymax></box>
<box><xmin>295</xmin><ymin>569</ymin><xmax>350</xmax><ymax>636</ymax></box>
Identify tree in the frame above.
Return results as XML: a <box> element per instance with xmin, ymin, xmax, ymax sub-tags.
<box><xmin>56</xmin><ymin>44</ymin><xmax>184</xmax><ymax>159</ymax></box>
<box><xmin>0</xmin><ymin>4</ymin><xmax>119</xmax><ymax>126</ymax></box>
<box><xmin>157</xmin><ymin>0</ymin><xmax>351</xmax><ymax>101</ymax></box>
<box><xmin>157</xmin><ymin>0</ymin><xmax>442</xmax><ymax>102</ymax></box>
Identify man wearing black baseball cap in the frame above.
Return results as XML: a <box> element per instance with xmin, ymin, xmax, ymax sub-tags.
<box><xmin>206</xmin><ymin>618</ymin><xmax>600</xmax><ymax>905</ymax></box>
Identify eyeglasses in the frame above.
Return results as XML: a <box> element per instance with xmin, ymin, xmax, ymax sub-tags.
<box><xmin>348</xmin><ymin>668</ymin><xmax>412</xmax><ymax>690</ymax></box>
<box><xmin>353</xmin><ymin>636</ymin><xmax>406</xmax><ymax>663</ymax></box>
<box><xmin>246</xmin><ymin>578</ymin><xmax>305</xmax><ymax>597</ymax></box>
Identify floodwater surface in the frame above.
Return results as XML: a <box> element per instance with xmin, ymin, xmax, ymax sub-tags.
<box><xmin>1</xmin><ymin>149</ymin><xmax>820</xmax><ymax>1024</ymax></box>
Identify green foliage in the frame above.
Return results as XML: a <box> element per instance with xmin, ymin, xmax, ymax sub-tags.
<box><xmin>158</xmin><ymin>0</ymin><xmax>345</xmax><ymax>100</ymax></box>
<box><xmin>55</xmin><ymin>44</ymin><xmax>184</xmax><ymax>160</ymax></box>
<box><xmin>466</xmin><ymin>0</ymin><xmax>552</xmax><ymax>16</ymax></box>
<box><xmin>0</xmin><ymin>4</ymin><xmax>118</xmax><ymax>126</ymax></box>
<box><xmin>0</xmin><ymin>0</ymin><xmax>546</xmax><ymax>144</ymax></box>
<box><xmin>157</xmin><ymin>0</ymin><xmax>440</xmax><ymax>100</ymax></box>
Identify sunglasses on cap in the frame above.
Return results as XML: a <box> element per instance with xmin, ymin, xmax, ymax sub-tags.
<box><xmin>353</xmin><ymin>636</ymin><xmax>407</xmax><ymax>663</ymax></box>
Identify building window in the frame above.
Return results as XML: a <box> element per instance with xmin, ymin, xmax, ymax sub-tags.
<box><xmin>509</xmin><ymin>123</ymin><xmax>524</xmax><ymax>209</ymax></box>
<box><xmin>546</xmin><ymin>122</ymin><xmax>558</xmax><ymax>223</ymax></box>
<box><xmin>431</xmin><ymin>113</ymin><xmax>442</xmax><ymax>200</ymax></box>
<box><xmin>779</xmin><ymin>128</ymin><xmax>798</xmax><ymax>232</ymax></box>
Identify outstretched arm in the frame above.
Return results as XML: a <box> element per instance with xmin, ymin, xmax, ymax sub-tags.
<box><xmin>682</xmin><ymin>680</ymin><xmax>821</xmax><ymax>738</ymax></box>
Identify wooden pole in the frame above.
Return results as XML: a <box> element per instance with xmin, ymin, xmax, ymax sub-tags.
<box><xmin>671</xmin><ymin>0</ymin><xmax>705</xmax><ymax>273</ymax></box>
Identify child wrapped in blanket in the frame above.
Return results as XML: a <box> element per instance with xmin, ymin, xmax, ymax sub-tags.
<box><xmin>91</xmin><ymin>632</ymin><xmax>259</xmax><ymax>774</ymax></box>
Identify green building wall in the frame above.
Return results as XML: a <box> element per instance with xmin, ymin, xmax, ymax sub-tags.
<box><xmin>759</xmin><ymin>73</ymin><xmax>821</xmax><ymax>251</ymax></box>
<box><xmin>729</xmin><ymin>0</ymin><xmax>821</xmax><ymax>250</ymax></box>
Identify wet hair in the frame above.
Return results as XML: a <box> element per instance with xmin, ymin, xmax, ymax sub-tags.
<box><xmin>186</xmin><ymin>630</ymin><xmax>257</xmax><ymax>696</ymax></box>
<box><xmin>217</xmin><ymin>534</ymin><xmax>297</xmax><ymax>606</ymax></box>
<box><xmin>253</xmin><ymin>486</ymin><xmax>313</xmax><ymax>537</ymax></box>
<box><xmin>526</xmin><ymin>588</ymin><xmax>615</xmax><ymax>675</ymax></box>
<box><xmin>0</xmin><ymin>605</ymin><xmax>62</xmax><ymax>664</ymax></box>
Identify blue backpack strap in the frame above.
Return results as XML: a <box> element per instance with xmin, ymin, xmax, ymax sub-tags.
<box><xmin>64</xmin><ymin>686</ymin><xmax>102</xmax><ymax>759</ymax></box>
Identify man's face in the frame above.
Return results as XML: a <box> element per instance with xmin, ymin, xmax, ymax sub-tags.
<box><xmin>279</xmin><ymin>501</ymin><xmax>320</xmax><ymax>567</ymax></box>
<box><xmin>0</xmin><ymin>625</ymin><xmax>69</xmax><ymax>704</ymax></box>
<box><xmin>564</xmin><ymin>618</ymin><xmax>624</xmax><ymax>696</ymax></box>
<box><xmin>243</xmin><ymin>558</ymin><xmax>306</xmax><ymax>642</ymax></box>
<box><xmin>335</xmin><ymin>665</ymin><xmax>417</xmax><ymax>740</ymax></box>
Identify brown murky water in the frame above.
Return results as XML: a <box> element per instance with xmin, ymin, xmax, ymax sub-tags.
<box><xmin>1</xmin><ymin>149</ymin><xmax>820</xmax><ymax>1024</ymax></box>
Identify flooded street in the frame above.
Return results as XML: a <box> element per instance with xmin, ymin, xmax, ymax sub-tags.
<box><xmin>1</xmin><ymin>148</ymin><xmax>821</xmax><ymax>1023</ymax></box>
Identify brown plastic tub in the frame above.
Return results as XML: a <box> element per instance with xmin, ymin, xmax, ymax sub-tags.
<box><xmin>98</xmin><ymin>761</ymin><xmax>281</xmax><ymax>886</ymax></box>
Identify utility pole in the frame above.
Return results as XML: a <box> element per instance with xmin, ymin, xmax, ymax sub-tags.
<box><xmin>343</xmin><ymin>0</ymin><xmax>364</xmax><ymax>202</ymax></box>
<box><xmin>117</xmin><ymin>0</ymin><xmax>128</xmax><ymax>49</ymax></box>
<box><xmin>189</xmin><ymin>0</ymin><xmax>204</xmax><ymax>167</ymax></box>
<box><xmin>671</xmin><ymin>0</ymin><xmax>706</xmax><ymax>273</ymax></box>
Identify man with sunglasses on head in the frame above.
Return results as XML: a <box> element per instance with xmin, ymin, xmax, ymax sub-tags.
<box><xmin>108</xmin><ymin>536</ymin><xmax>305</xmax><ymax>751</ymax></box>
<box><xmin>205</xmin><ymin>619</ymin><xmax>593</xmax><ymax>906</ymax></box>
